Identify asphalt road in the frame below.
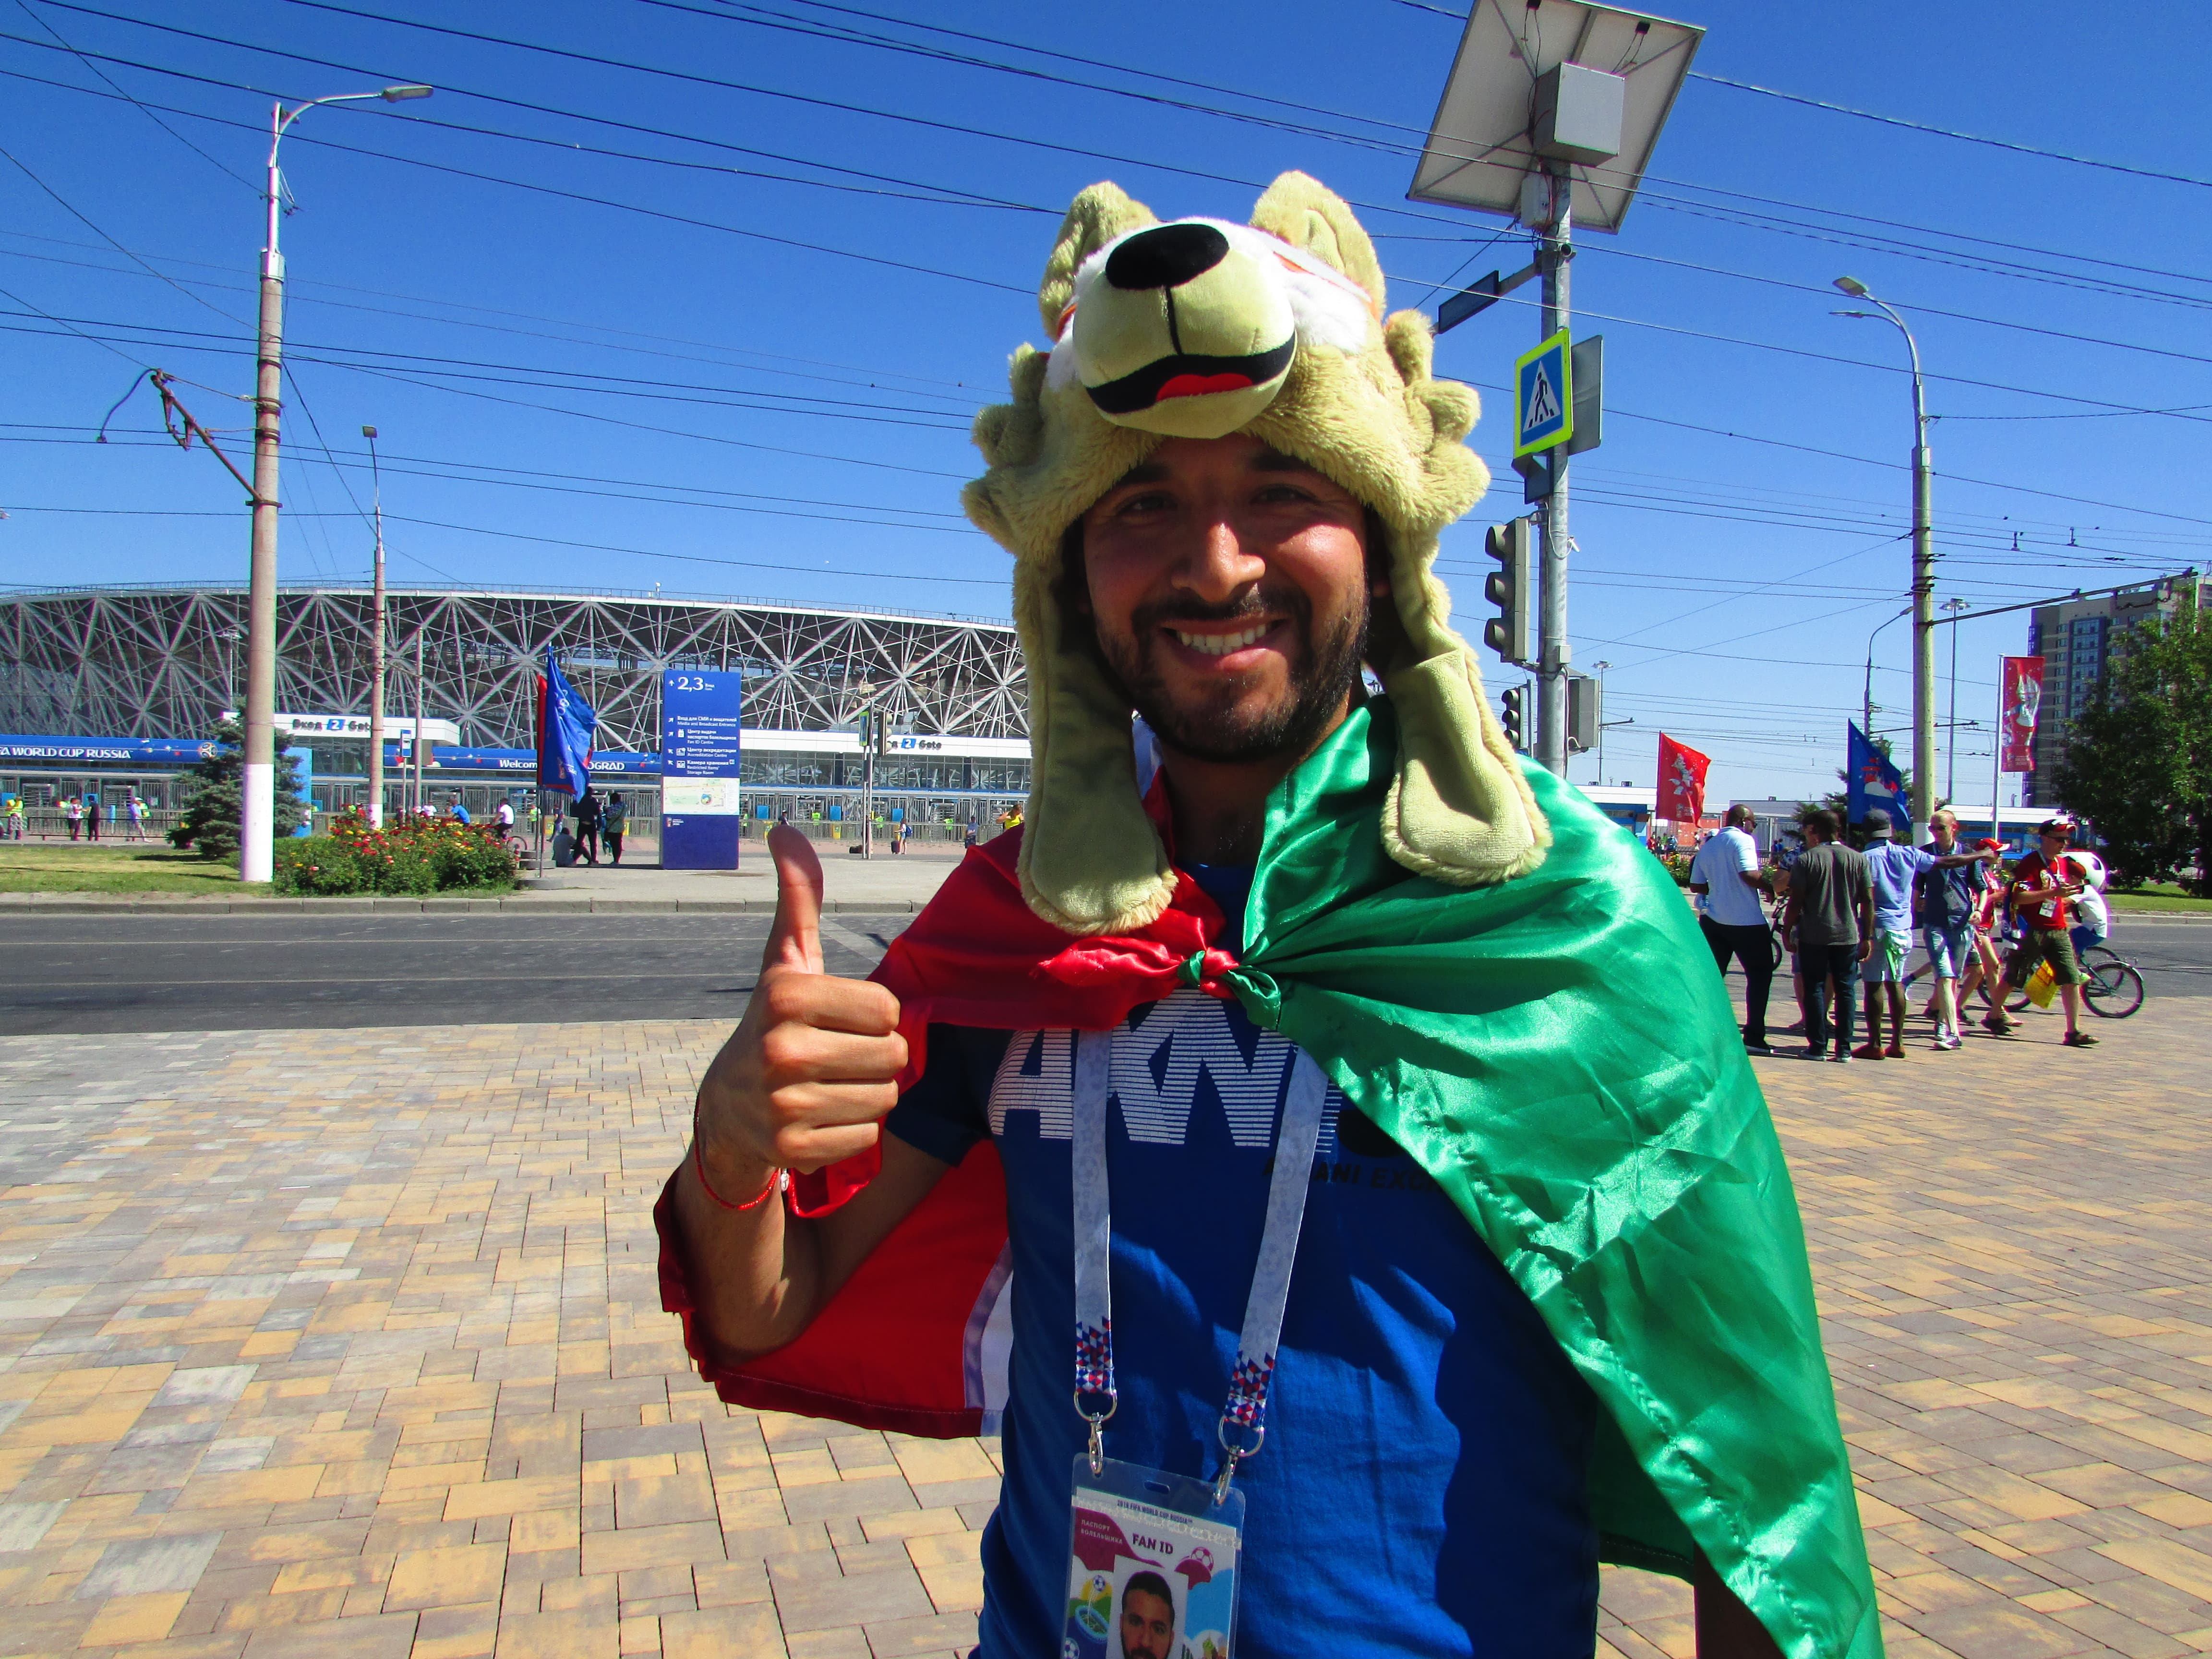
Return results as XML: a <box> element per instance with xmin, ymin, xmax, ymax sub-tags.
<box><xmin>0</xmin><ymin>914</ymin><xmax>911</xmax><ymax>1036</ymax></box>
<box><xmin>0</xmin><ymin>914</ymin><xmax>2200</xmax><ymax>1037</ymax></box>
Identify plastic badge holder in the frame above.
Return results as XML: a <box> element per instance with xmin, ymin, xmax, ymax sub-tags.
<box><xmin>1063</xmin><ymin>1455</ymin><xmax>1244</xmax><ymax>1659</ymax></box>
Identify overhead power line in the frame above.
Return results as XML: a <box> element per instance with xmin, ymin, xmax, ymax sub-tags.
<box><xmin>1686</xmin><ymin>71</ymin><xmax>2212</xmax><ymax>192</ymax></box>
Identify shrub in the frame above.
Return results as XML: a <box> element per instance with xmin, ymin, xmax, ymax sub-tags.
<box><xmin>273</xmin><ymin>808</ymin><xmax>519</xmax><ymax>896</ymax></box>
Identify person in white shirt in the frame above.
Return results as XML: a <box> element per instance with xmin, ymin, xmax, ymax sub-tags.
<box><xmin>1689</xmin><ymin>804</ymin><xmax>1776</xmax><ymax>1055</ymax></box>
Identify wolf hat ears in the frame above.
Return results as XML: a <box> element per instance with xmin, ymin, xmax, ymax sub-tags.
<box><xmin>963</xmin><ymin>171</ymin><xmax>1550</xmax><ymax>935</ymax></box>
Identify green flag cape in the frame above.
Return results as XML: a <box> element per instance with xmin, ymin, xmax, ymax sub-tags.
<box><xmin>1223</xmin><ymin>702</ymin><xmax>1878</xmax><ymax>1658</ymax></box>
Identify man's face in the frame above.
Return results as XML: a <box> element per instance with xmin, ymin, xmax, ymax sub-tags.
<box><xmin>1118</xmin><ymin>1588</ymin><xmax>1175</xmax><ymax>1659</ymax></box>
<box><xmin>2040</xmin><ymin>830</ymin><xmax>2071</xmax><ymax>864</ymax></box>
<box><xmin>1078</xmin><ymin>433</ymin><xmax>1377</xmax><ymax>765</ymax></box>
<box><xmin>1931</xmin><ymin>815</ymin><xmax>1956</xmax><ymax>849</ymax></box>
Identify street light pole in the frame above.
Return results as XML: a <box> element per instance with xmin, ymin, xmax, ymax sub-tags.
<box><xmin>1863</xmin><ymin>605</ymin><xmax>1912</xmax><ymax>741</ymax></box>
<box><xmin>362</xmin><ymin>424</ymin><xmax>386</xmax><ymax>828</ymax></box>
<box><xmin>1590</xmin><ymin>660</ymin><xmax>1611</xmax><ymax>785</ymax></box>
<box><xmin>240</xmin><ymin>83</ymin><xmax>431</xmax><ymax>882</ymax></box>
<box><xmin>1834</xmin><ymin>277</ymin><xmax>1936</xmax><ymax>840</ymax></box>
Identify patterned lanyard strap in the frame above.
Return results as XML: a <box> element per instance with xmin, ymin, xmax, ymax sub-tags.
<box><xmin>1070</xmin><ymin>1025</ymin><xmax>1332</xmax><ymax>1506</ymax></box>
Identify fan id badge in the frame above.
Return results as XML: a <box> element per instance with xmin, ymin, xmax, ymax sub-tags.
<box><xmin>1062</xmin><ymin>1456</ymin><xmax>1244</xmax><ymax>1659</ymax></box>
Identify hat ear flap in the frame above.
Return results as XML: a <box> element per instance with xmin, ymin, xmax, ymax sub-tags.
<box><xmin>1038</xmin><ymin>182</ymin><xmax>1158</xmax><ymax>338</ymax></box>
<box><xmin>1249</xmin><ymin>170</ymin><xmax>1386</xmax><ymax>314</ymax></box>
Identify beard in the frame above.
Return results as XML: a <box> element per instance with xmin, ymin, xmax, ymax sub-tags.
<box><xmin>1092</xmin><ymin>583</ymin><xmax>1369</xmax><ymax>765</ymax></box>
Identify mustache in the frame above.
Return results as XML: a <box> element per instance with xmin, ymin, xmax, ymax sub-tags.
<box><xmin>1131</xmin><ymin>587</ymin><xmax>1309</xmax><ymax>633</ymax></box>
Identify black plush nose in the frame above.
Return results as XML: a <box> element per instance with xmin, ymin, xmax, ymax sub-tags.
<box><xmin>1105</xmin><ymin>222</ymin><xmax>1230</xmax><ymax>291</ymax></box>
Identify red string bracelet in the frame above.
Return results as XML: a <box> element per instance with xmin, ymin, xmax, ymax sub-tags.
<box><xmin>691</xmin><ymin>1120</ymin><xmax>781</xmax><ymax>1212</ymax></box>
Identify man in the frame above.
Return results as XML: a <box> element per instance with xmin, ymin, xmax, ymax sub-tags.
<box><xmin>661</xmin><ymin>177</ymin><xmax>1874</xmax><ymax>1657</ymax></box>
<box><xmin>494</xmin><ymin>797</ymin><xmax>517</xmax><ymax>844</ymax></box>
<box><xmin>1782</xmin><ymin>809</ymin><xmax>1873</xmax><ymax>1063</ymax></box>
<box><xmin>1996</xmin><ymin>817</ymin><xmax>2097</xmax><ymax>1047</ymax></box>
<box><xmin>1688</xmin><ymin>804</ymin><xmax>1775</xmax><ymax>1054</ymax></box>
<box><xmin>574</xmin><ymin>787</ymin><xmax>602</xmax><ymax>865</ymax></box>
<box><xmin>1118</xmin><ymin>1573</ymin><xmax>1176</xmax><ymax>1659</ymax></box>
<box><xmin>1918</xmin><ymin>810</ymin><xmax>2002</xmax><ymax>1050</ymax></box>
<box><xmin>1856</xmin><ymin>807</ymin><xmax>1993</xmax><ymax>1058</ymax></box>
<box><xmin>603</xmin><ymin>791</ymin><xmax>629</xmax><ymax>865</ymax></box>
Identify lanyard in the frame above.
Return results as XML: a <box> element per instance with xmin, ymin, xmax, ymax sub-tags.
<box><xmin>1070</xmin><ymin>1023</ymin><xmax>1331</xmax><ymax>1504</ymax></box>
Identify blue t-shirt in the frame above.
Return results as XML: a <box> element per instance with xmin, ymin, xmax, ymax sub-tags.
<box><xmin>1863</xmin><ymin>841</ymin><xmax>1933</xmax><ymax>935</ymax></box>
<box><xmin>885</xmin><ymin>872</ymin><xmax>1600</xmax><ymax>1657</ymax></box>
<box><xmin>1918</xmin><ymin>843</ymin><xmax>1980</xmax><ymax>931</ymax></box>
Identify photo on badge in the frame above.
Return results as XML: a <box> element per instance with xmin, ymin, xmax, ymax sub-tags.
<box><xmin>1065</xmin><ymin>1458</ymin><xmax>1241</xmax><ymax>1659</ymax></box>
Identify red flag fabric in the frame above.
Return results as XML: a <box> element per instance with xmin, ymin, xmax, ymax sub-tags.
<box><xmin>2000</xmin><ymin>656</ymin><xmax>2044</xmax><ymax>773</ymax></box>
<box><xmin>1655</xmin><ymin>733</ymin><xmax>1711</xmax><ymax>824</ymax></box>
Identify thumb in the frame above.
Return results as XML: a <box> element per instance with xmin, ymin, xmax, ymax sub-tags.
<box><xmin>765</xmin><ymin>822</ymin><xmax>825</xmax><ymax>975</ymax></box>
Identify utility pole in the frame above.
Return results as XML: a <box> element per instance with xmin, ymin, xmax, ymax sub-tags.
<box><xmin>241</xmin><ymin>83</ymin><xmax>432</xmax><ymax>882</ymax></box>
<box><xmin>1536</xmin><ymin>165</ymin><xmax>1573</xmax><ymax>778</ymax></box>
<box><xmin>1941</xmin><ymin>595</ymin><xmax>1968</xmax><ymax>803</ymax></box>
<box><xmin>363</xmin><ymin>425</ymin><xmax>386</xmax><ymax>828</ymax></box>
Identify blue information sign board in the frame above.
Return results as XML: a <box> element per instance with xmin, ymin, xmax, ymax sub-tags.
<box><xmin>660</xmin><ymin>670</ymin><xmax>743</xmax><ymax>869</ymax></box>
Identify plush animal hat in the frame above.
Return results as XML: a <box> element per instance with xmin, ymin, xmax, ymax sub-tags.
<box><xmin>963</xmin><ymin>171</ymin><xmax>1550</xmax><ymax>935</ymax></box>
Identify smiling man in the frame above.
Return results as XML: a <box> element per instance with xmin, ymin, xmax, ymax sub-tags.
<box><xmin>660</xmin><ymin>175</ymin><xmax>1879</xmax><ymax>1658</ymax></box>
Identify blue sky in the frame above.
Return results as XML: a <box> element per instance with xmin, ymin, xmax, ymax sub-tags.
<box><xmin>4</xmin><ymin>0</ymin><xmax>2210</xmax><ymax>802</ymax></box>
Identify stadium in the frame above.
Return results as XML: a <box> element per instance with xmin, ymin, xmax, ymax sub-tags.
<box><xmin>0</xmin><ymin>582</ymin><xmax>1034</xmax><ymax>839</ymax></box>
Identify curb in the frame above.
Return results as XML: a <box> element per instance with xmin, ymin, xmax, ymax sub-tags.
<box><xmin>0</xmin><ymin>895</ymin><xmax>926</xmax><ymax>916</ymax></box>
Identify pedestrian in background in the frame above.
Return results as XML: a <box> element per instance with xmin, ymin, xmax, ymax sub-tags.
<box><xmin>83</xmin><ymin>793</ymin><xmax>100</xmax><ymax>841</ymax></box>
<box><xmin>1996</xmin><ymin>817</ymin><xmax>2096</xmax><ymax>1047</ymax></box>
<box><xmin>1857</xmin><ymin>807</ymin><xmax>1992</xmax><ymax>1059</ymax></box>
<box><xmin>64</xmin><ymin>797</ymin><xmax>82</xmax><ymax>841</ymax></box>
<box><xmin>1782</xmin><ymin>809</ymin><xmax>1874</xmax><ymax>1063</ymax></box>
<box><xmin>1916</xmin><ymin>809</ymin><xmax>2003</xmax><ymax>1051</ymax></box>
<box><xmin>124</xmin><ymin>795</ymin><xmax>147</xmax><ymax>841</ymax></box>
<box><xmin>1952</xmin><ymin>838</ymin><xmax>2010</xmax><ymax>1020</ymax></box>
<box><xmin>603</xmin><ymin>791</ymin><xmax>629</xmax><ymax>865</ymax></box>
<box><xmin>1689</xmin><ymin>803</ymin><xmax>1776</xmax><ymax>1056</ymax></box>
<box><xmin>575</xmin><ymin>788</ymin><xmax>602</xmax><ymax>866</ymax></box>
<box><xmin>494</xmin><ymin>798</ymin><xmax>516</xmax><ymax>844</ymax></box>
<box><xmin>3</xmin><ymin>796</ymin><xmax>21</xmax><ymax>840</ymax></box>
<box><xmin>450</xmin><ymin>799</ymin><xmax>472</xmax><ymax>826</ymax></box>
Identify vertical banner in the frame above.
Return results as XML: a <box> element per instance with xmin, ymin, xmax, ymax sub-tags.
<box><xmin>537</xmin><ymin>651</ymin><xmax>596</xmax><ymax>796</ymax></box>
<box><xmin>1999</xmin><ymin>655</ymin><xmax>2044</xmax><ymax>772</ymax></box>
<box><xmin>1654</xmin><ymin>733</ymin><xmax>1711</xmax><ymax>825</ymax></box>
<box><xmin>1845</xmin><ymin>722</ymin><xmax>1907</xmax><ymax>824</ymax></box>
<box><xmin>661</xmin><ymin>668</ymin><xmax>743</xmax><ymax>870</ymax></box>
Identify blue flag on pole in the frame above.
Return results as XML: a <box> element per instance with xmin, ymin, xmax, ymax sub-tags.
<box><xmin>1846</xmin><ymin>721</ymin><xmax>1905</xmax><ymax>825</ymax></box>
<box><xmin>537</xmin><ymin>650</ymin><xmax>595</xmax><ymax>796</ymax></box>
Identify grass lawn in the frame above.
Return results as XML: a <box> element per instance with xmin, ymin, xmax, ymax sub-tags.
<box><xmin>0</xmin><ymin>842</ymin><xmax>270</xmax><ymax>896</ymax></box>
<box><xmin>2109</xmin><ymin>882</ymin><xmax>2212</xmax><ymax>914</ymax></box>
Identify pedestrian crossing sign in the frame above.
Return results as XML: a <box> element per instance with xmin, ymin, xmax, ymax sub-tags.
<box><xmin>1514</xmin><ymin>330</ymin><xmax>1573</xmax><ymax>458</ymax></box>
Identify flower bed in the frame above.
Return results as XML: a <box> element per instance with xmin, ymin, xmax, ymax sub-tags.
<box><xmin>274</xmin><ymin>808</ymin><xmax>520</xmax><ymax>896</ymax></box>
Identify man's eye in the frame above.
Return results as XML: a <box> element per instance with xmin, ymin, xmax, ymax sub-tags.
<box><xmin>1254</xmin><ymin>483</ymin><xmax>1314</xmax><ymax>504</ymax></box>
<box><xmin>1116</xmin><ymin>491</ymin><xmax>1175</xmax><ymax>516</ymax></box>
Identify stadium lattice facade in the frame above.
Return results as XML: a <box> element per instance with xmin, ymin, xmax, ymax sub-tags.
<box><xmin>0</xmin><ymin>582</ymin><xmax>1028</xmax><ymax>751</ymax></box>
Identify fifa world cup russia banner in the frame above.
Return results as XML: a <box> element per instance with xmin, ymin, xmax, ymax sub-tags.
<box><xmin>1654</xmin><ymin>733</ymin><xmax>1710</xmax><ymax>824</ymax></box>
<box><xmin>1845</xmin><ymin>722</ymin><xmax>1906</xmax><ymax>825</ymax></box>
<box><xmin>2000</xmin><ymin>655</ymin><xmax>2044</xmax><ymax>773</ymax></box>
<box><xmin>536</xmin><ymin>650</ymin><xmax>596</xmax><ymax>797</ymax></box>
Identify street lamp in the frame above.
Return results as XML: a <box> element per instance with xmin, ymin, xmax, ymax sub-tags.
<box><xmin>1863</xmin><ymin>604</ymin><xmax>1912</xmax><ymax>740</ymax></box>
<box><xmin>1832</xmin><ymin>275</ymin><xmax>1936</xmax><ymax>840</ymax></box>
<box><xmin>362</xmin><ymin>424</ymin><xmax>387</xmax><ymax>828</ymax></box>
<box><xmin>1590</xmin><ymin>661</ymin><xmax>1611</xmax><ymax>785</ymax></box>
<box><xmin>240</xmin><ymin>82</ymin><xmax>432</xmax><ymax>883</ymax></box>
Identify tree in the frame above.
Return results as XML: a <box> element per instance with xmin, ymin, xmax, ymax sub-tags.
<box><xmin>2052</xmin><ymin>605</ymin><xmax>2212</xmax><ymax>893</ymax></box>
<box><xmin>168</xmin><ymin>717</ymin><xmax>309</xmax><ymax>862</ymax></box>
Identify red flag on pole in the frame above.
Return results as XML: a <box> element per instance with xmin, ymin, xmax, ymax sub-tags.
<box><xmin>1655</xmin><ymin>733</ymin><xmax>1711</xmax><ymax>824</ymax></box>
<box><xmin>1999</xmin><ymin>656</ymin><xmax>2044</xmax><ymax>773</ymax></box>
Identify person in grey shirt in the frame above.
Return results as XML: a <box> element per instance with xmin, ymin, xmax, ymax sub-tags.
<box><xmin>1781</xmin><ymin>809</ymin><xmax>1875</xmax><ymax>1063</ymax></box>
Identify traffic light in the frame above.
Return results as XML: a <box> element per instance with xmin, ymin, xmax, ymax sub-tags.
<box><xmin>1500</xmin><ymin>686</ymin><xmax>1526</xmax><ymax>751</ymax></box>
<box><xmin>1567</xmin><ymin>674</ymin><xmax>1601</xmax><ymax>754</ymax></box>
<box><xmin>1482</xmin><ymin>517</ymin><xmax>1534</xmax><ymax>666</ymax></box>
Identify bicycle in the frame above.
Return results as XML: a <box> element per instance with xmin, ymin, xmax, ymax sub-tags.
<box><xmin>2078</xmin><ymin>941</ymin><xmax>2147</xmax><ymax>1019</ymax></box>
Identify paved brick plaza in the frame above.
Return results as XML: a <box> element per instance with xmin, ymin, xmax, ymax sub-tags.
<box><xmin>0</xmin><ymin>998</ymin><xmax>2206</xmax><ymax>1659</ymax></box>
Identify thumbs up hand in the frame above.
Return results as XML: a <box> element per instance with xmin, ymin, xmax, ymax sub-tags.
<box><xmin>692</xmin><ymin>824</ymin><xmax>907</xmax><ymax>1188</ymax></box>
